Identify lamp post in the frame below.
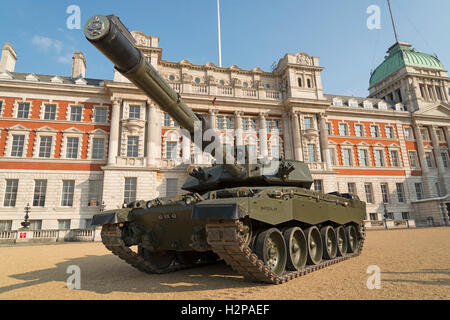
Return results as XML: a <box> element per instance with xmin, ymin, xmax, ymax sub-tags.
<box><xmin>20</xmin><ymin>203</ymin><xmax>31</xmax><ymax>230</ymax></box>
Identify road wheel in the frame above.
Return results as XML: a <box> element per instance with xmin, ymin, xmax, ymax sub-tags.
<box><xmin>255</xmin><ymin>228</ymin><xmax>287</xmax><ymax>276</ymax></box>
<box><xmin>335</xmin><ymin>226</ymin><xmax>348</xmax><ymax>256</ymax></box>
<box><xmin>305</xmin><ymin>226</ymin><xmax>323</xmax><ymax>265</ymax></box>
<box><xmin>320</xmin><ymin>226</ymin><xmax>337</xmax><ymax>260</ymax></box>
<box><xmin>283</xmin><ymin>227</ymin><xmax>307</xmax><ymax>271</ymax></box>
<box><xmin>345</xmin><ymin>225</ymin><xmax>358</xmax><ymax>253</ymax></box>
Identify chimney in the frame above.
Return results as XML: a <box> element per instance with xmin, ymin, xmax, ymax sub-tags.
<box><xmin>71</xmin><ymin>52</ymin><xmax>86</xmax><ymax>78</ymax></box>
<box><xmin>0</xmin><ymin>42</ymin><xmax>17</xmax><ymax>73</ymax></box>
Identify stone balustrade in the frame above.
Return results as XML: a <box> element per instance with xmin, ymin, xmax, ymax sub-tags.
<box><xmin>363</xmin><ymin>219</ymin><xmax>416</xmax><ymax>230</ymax></box>
<box><xmin>0</xmin><ymin>228</ymin><xmax>102</xmax><ymax>245</ymax></box>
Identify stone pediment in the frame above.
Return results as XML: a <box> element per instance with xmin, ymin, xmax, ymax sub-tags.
<box><xmin>414</xmin><ymin>103</ymin><xmax>450</xmax><ymax>118</ymax></box>
<box><xmin>63</xmin><ymin>127</ymin><xmax>84</xmax><ymax>134</ymax></box>
<box><xmin>8</xmin><ymin>124</ymin><xmax>30</xmax><ymax>132</ymax></box>
<box><xmin>89</xmin><ymin>128</ymin><xmax>108</xmax><ymax>135</ymax></box>
<box><xmin>36</xmin><ymin>126</ymin><xmax>58</xmax><ymax>133</ymax></box>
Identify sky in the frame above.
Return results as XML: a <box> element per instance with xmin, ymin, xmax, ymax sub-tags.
<box><xmin>0</xmin><ymin>0</ymin><xmax>449</xmax><ymax>98</ymax></box>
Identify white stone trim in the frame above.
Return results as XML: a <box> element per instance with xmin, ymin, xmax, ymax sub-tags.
<box><xmin>12</xmin><ymin>100</ymin><xmax>31</xmax><ymax>119</ymax></box>
<box><xmin>66</xmin><ymin>104</ymin><xmax>85</xmax><ymax>122</ymax></box>
<box><xmin>60</xmin><ymin>128</ymin><xmax>84</xmax><ymax>159</ymax></box>
<box><xmin>0</xmin><ymin>98</ymin><xmax>4</xmax><ymax>117</ymax></box>
<box><xmin>33</xmin><ymin>126</ymin><xmax>58</xmax><ymax>159</ymax></box>
<box><xmin>39</xmin><ymin>102</ymin><xmax>59</xmax><ymax>120</ymax></box>
<box><xmin>5</xmin><ymin>125</ymin><xmax>31</xmax><ymax>158</ymax></box>
<box><xmin>87</xmin><ymin>129</ymin><xmax>109</xmax><ymax>160</ymax></box>
<box><xmin>372</xmin><ymin>146</ymin><xmax>387</xmax><ymax>167</ymax></box>
<box><xmin>384</xmin><ymin>125</ymin><xmax>396</xmax><ymax>139</ymax></box>
<box><xmin>123</xmin><ymin>101</ymin><xmax>146</xmax><ymax>120</ymax></box>
<box><xmin>340</xmin><ymin>145</ymin><xmax>355</xmax><ymax>166</ymax></box>
<box><xmin>92</xmin><ymin>104</ymin><xmax>110</xmax><ymax>124</ymax></box>
<box><xmin>357</xmin><ymin>146</ymin><xmax>371</xmax><ymax>167</ymax></box>
<box><xmin>162</xmin><ymin>130</ymin><xmax>182</xmax><ymax>160</ymax></box>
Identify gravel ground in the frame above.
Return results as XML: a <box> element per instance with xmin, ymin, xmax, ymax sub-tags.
<box><xmin>0</xmin><ymin>227</ymin><xmax>449</xmax><ymax>300</ymax></box>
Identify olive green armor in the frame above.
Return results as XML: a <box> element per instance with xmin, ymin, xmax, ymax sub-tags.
<box><xmin>85</xmin><ymin>15</ymin><xmax>366</xmax><ymax>284</ymax></box>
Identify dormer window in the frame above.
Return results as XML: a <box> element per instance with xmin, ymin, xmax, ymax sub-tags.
<box><xmin>363</xmin><ymin>101</ymin><xmax>373</xmax><ymax>109</ymax></box>
<box><xmin>333</xmin><ymin>99</ymin><xmax>342</xmax><ymax>107</ymax></box>
<box><xmin>348</xmin><ymin>100</ymin><xmax>358</xmax><ymax>108</ymax></box>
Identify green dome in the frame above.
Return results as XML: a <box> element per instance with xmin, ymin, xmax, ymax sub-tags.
<box><xmin>369</xmin><ymin>42</ymin><xmax>445</xmax><ymax>88</ymax></box>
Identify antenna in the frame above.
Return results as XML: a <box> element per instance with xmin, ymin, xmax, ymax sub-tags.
<box><xmin>217</xmin><ymin>0</ymin><xmax>222</xmax><ymax>67</ymax></box>
<box><xmin>387</xmin><ymin>0</ymin><xmax>400</xmax><ymax>43</ymax></box>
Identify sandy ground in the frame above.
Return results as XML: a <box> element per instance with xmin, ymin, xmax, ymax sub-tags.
<box><xmin>0</xmin><ymin>227</ymin><xmax>449</xmax><ymax>300</ymax></box>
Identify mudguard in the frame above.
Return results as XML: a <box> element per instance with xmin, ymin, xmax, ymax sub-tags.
<box><xmin>92</xmin><ymin>208</ymin><xmax>133</xmax><ymax>225</ymax></box>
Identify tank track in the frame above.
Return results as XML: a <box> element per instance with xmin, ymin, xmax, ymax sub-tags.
<box><xmin>206</xmin><ymin>220</ymin><xmax>365</xmax><ymax>284</ymax></box>
<box><xmin>101</xmin><ymin>223</ymin><xmax>212</xmax><ymax>274</ymax></box>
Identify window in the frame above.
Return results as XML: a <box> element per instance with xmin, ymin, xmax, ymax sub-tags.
<box><xmin>266</xmin><ymin>120</ymin><xmax>272</xmax><ymax>132</ymax></box>
<box><xmin>425</xmin><ymin>152</ymin><xmax>434</xmax><ymax>168</ymax></box>
<box><xmin>0</xmin><ymin>101</ymin><xmax>3</xmax><ymax>116</ymax></box>
<box><xmin>404</xmin><ymin>127</ymin><xmax>413</xmax><ymax>140</ymax></box>
<box><xmin>61</xmin><ymin>180</ymin><xmax>75</xmax><ymax>207</ymax></box>
<box><xmin>402</xmin><ymin>212</ymin><xmax>410</xmax><ymax>220</ymax></box>
<box><xmin>313</xmin><ymin>180</ymin><xmax>323</xmax><ymax>193</ymax></box>
<box><xmin>129</xmin><ymin>105</ymin><xmax>140</xmax><ymax>119</ymax></box>
<box><xmin>166</xmin><ymin>179</ymin><xmax>178</xmax><ymax>197</ymax></box>
<box><xmin>369</xmin><ymin>213</ymin><xmax>378</xmax><ymax>221</ymax></box>
<box><xmin>91</xmin><ymin>138</ymin><xmax>105</xmax><ymax>160</ymax></box>
<box><xmin>217</xmin><ymin>117</ymin><xmax>224</xmax><ymax>129</ymax></box>
<box><xmin>342</xmin><ymin>149</ymin><xmax>352</xmax><ymax>166</ymax></box>
<box><xmin>17</xmin><ymin>103</ymin><xmax>30</xmax><ymax>118</ymax></box>
<box><xmin>250</xmin><ymin>119</ymin><xmax>256</xmax><ymax>131</ymax></box>
<box><xmin>29</xmin><ymin>220</ymin><xmax>42</xmax><ymax>230</ymax></box>
<box><xmin>380</xmin><ymin>183</ymin><xmax>389</xmax><ymax>203</ymax></box>
<box><xmin>0</xmin><ymin>220</ymin><xmax>12</xmax><ymax>231</ymax></box>
<box><xmin>44</xmin><ymin>104</ymin><xmax>57</xmax><ymax>120</ymax></box>
<box><xmin>408</xmin><ymin>151</ymin><xmax>418</xmax><ymax>168</ymax></box>
<box><xmin>226</xmin><ymin>117</ymin><xmax>232</xmax><ymax>130</ymax></box>
<box><xmin>374</xmin><ymin>150</ymin><xmax>384</xmax><ymax>167</ymax></box>
<box><xmin>396</xmin><ymin>183</ymin><xmax>405</xmax><ymax>203</ymax></box>
<box><xmin>326</xmin><ymin>123</ymin><xmax>332</xmax><ymax>135</ymax></box>
<box><xmin>165</xmin><ymin>141</ymin><xmax>177</xmax><ymax>159</ymax></box>
<box><xmin>307</xmin><ymin>144</ymin><xmax>316</xmax><ymax>162</ymax></box>
<box><xmin>436</xmin><ymin>128</ymin><xmax>445</xmax><ymax>142</ymax></box>
<box><xmin>307</xmin><ymin>79</ymin><xmax>312</xmax><ymax>88</ymax></box>
<box><xmin>58</xmin><ymin>220</ymin><xmax>71</xmax><ymax>230</ymax></box>
<box><xmin>435</xmin><ymin>183</ymin><xmax>442</xmax><ymax>197</ymax></box>
<box><xmin>87</xmin><ymin>180</ymin><xmax>103</xmax><ymax>206</ymax></box>
<box><xmin>11</xmin><ymin>135</ymin><xmax>25</xmax><ymax>157</ymax></box>
<box><xmin>420</xmin><ymin>128</ymin><xmax>429</xmax><ymax>141</ymax></box>
<box><xmin>355</xmin><ymin>124</ymin><xmax>364</xmax><ymax>137</ymax></box>
<box><xmin>124</xmin><ymin>177</ymin><xmax>137</xmax><ymax>203</ymax></box>
<box><xmin>359</xmin><ymin>149</ymin><xmax>368</xmax><ymax>167</ymax></box>
<box><xmin>38</xmin><ymin>136</ymin><xmax>53</xmax><ymax>158</ymax></box>
<box><xmin>94</xmin><ymin>108</ymin><xmax>108</xmax><ymax>123</ymax></box>
<box><xmin>304</xmin><ymin>117</ymin><xmax>313</xmax><ymax>129</ymax></box>
<box><xmin>83</xmin><ymin>219</ymin><xmax>93</xmax><ymax>229</ymax></box>
<box><xmin>348</xmin><ymin>183</ymin><xmax>356</xmax><ymax>195</ymax></box>
<box><xmin>329</xmin><ymin>148</ymin><xmax>335</xmax><ymax>165</ymax></box>
<box><xmin>338</xmin><ymin>123</ymin><xmax>347</xmax><ymax>136</ymax></box>
<box><xmin>390</xmin><ymin>150</ymin><xmax>400</xmax><ymax>167</ymax></box>
<box><xmin>385</xmin><ymin>127</ymin><xmax>394</xmax><ymax>139</ymax></box>
<box><xmin>70</xmin><ymin>106</ymin><xmax>82</xmax><ymax>121</ymax></box>
<box><xmin>33</xmin><ymin>180</ymin><xmax>47</xmax><ymax>207</ymax></box>
<box><xmin>127</xmin><ymin>136</ymin><xmax>139</xmax><ymax>157</ymax></box>
<box><xmin>298</xmin><ymin>78</ymin><xmax>302</xmax><ymax>87</ymax></box>
<box><xmin>3</xmin><ymin>179</ymin><xmax>18</xmax><ymax>207</ymax></box>
<box><xmin>163</xmin><ymin>114</ymin><xmax>171</xmax><ymax>126</ymax></box>
<box><xmin>333</xmin><ymin>100</ymin><xmax>342</xmax><ymax>107</ymax></box>
<box><xmin>66</xmin><ymin>137</ymin><xmax>79</xmax><ymax>159</ymax></box>
<box><xmin>415</xmin><ymin>183</ymin><xmax>424</xmax><ymax>200</ymax></box>
<box><xmin>441</xmin><ymin>152</ymin><xmax>449</xmax><ymax>168</ymax></box>
<box><xmin>370</xmin><ymin>126</ymin><xmax>378</xmax><ymax>138</ymax></box>
<box><xmin>364</xmin><ymin>183</ymin><xmax>374</xmax><ymax>203</ymax></box>
<box><xmin>242</xmin><ymin>118</ymin><xmax>248</xmax><ymax>131</ymax></box>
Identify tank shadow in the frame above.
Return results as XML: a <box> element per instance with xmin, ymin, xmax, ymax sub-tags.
<box><xmin>382</xmin><ymin>269</ymin><xmax>450</xmax><ymax>287</ymax></box>
<box><xmin>0</xmin><ymin>253</ymin><xmax>269</xmax><ymax>296</ymax></box>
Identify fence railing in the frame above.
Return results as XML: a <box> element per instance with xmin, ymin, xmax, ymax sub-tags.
<box><xmin>0</xmin><ymin>228</ymin><xmax>102</xmax><ymax>244</ymax></box>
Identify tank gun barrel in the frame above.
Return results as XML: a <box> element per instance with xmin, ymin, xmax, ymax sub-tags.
<box><xmin>84</xmin><ymin>14</ymin><xmax>246</xmax><ymax>178</ymax></box>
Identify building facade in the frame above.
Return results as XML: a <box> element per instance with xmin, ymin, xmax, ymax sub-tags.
<box><xmin>0</xmin><ymin>31</ymin><xmax>449</xmax><ymax>231</ymax></box>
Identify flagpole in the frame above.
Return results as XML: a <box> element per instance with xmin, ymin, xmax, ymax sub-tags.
<box><xmin>387</xmin><ymin>0</ymin><xmax>400</xmax><ymax>43</ymax></box>
<box><xmin>217</xmin><ymin>0</ymin><xmax>222</xmax><ymax>67</ymax></box>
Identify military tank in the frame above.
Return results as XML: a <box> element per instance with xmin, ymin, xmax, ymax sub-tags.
<box><xmin>85</xmin><ymin>14</ymin><xmax>366</xmax><ymax>284</ymax></box>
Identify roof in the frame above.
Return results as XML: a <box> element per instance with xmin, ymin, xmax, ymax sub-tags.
<box><xmin>369</xmin><ymin>42</ymin><xmax>446</xmax><ymax>88</ymax></box>
<box><xmin>0</xmin><ymin>72</ymin><xmax>106</xmax><ymax>87</ymax></box>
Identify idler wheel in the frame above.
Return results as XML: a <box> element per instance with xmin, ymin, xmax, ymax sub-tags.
<box><xmin>305</xmin><ymin>226</ymin><xmax>323</xmax><ymax>265</ymax></box>
<box><xmin>335</xmin><ymin>226</ymin><xmax>348</xmax><ymax>256</ymax></box>
<box><xmin>345</xmin><ymin>225</ymin><xmax>358</xmax><ymax>253</ymax></box>
<box><xmin>140</xmin><ymin>248</ymin><xmax>176</xmax><ymax>270</ymax></box>
<box><xmin>255</xmin><ymin>228</ymin><xmax>287</xmax><ymax>276</ymax></box>
<box><xmin>320</xmin><ymin>226</ymin><xmax>337</xmax><ymax>260</ymax></box>
<box><xmin>283</xmin><ymin>227</ymin><xmax>307</xmax><ymax>271</ymax></box>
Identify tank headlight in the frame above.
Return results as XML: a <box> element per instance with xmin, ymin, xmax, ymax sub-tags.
<box><xmin>146</xmin><ymin>201</ymin><xmax>152</xmax><ymax>209</ymax></box>
<box><xmin>185</xmin><ymin>196</ymin><xmax>192</xmax><ymax>205</ymax></box>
